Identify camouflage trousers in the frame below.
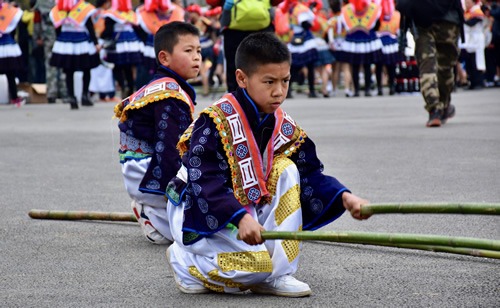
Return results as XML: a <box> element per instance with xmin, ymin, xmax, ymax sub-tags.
<box><xmin>414</xmin><ymin>21</ymin><xmax>460</xmax><ymax>112</ymax></box>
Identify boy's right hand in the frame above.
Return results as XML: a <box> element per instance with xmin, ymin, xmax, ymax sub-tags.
<box><xmin>238</xmin><ymin>214</ymin><xmax>265</xmax><ymax>246</ymax></box>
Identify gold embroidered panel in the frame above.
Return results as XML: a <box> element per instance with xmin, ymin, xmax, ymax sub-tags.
<box><xmin>217</xmin><ymin>251</ymin><xmax>273</xmax><ymax>273</ymax></box>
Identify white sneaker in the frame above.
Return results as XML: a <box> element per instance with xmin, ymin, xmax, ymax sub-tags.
<box><xmin>250</xmin><ymin>275</ymin><xmax>312</xmax><ymax>297</ymax></box>
<box><xmin>166</xmin><ymin>246</ymin><xmax>210</xmax><ymax>294</ymax></box>
<box><xmin>131</xmin><ymin>201</ymin><xmax>171</xmax><ymax>245</ymax></box>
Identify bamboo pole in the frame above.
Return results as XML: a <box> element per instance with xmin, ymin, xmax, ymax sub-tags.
<box><xmin>261</xmin><ymin>231</ymin><xmax>500</xmax><ymax>252</ymax></box>
<box><xmin>28</xmin><ymin>210</ymin><xmax>500</xmax><ymax>258</ymax></box>
<box><xmin>361</xmin><ymin>203</ymin><xmax>500</xmax><ymax>216</ymax></box>
<box><xmin>379</xmin><ymin>243</ymin><xmax>500</xmax><ymax>259</ymax></box>
<box><xmin>28</xmin><ymin>209</ymin><xmax>137</xmax><ymax>222</ymax></box>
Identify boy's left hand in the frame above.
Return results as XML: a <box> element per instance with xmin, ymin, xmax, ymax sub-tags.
<box><xmin>342</xmin><ymin>192</ymin><xmax>370</xmax><ymax>220</ymax></box>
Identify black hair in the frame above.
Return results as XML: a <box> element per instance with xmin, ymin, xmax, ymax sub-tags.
<box><xmin>235</xmin><ymin>32</ymin><xmax>291</xmax><ymax>76</ymax></box>
<box><xmin>154</xmin><ymin>21</ymin><xmax>200</xmax><ymax>62</ymax></box>
<box><xmin>95</xmin><ymin>0</ymin><xmax>109</xmax><ymax>8</ymax></box>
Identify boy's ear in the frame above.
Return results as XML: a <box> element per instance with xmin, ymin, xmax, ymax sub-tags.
<box><xmin>235</xmin><ymin>69</ymin><xmax>247</xmax><ymax>89</ymax></box>
<box><xmin>158</xmin><ymin>50</ymin><xmax>170</xmax><ymax>67</ymax></box>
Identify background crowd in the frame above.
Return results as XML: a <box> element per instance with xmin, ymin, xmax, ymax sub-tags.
<box><xmin>1</xmin><ymin>0</ymin><xmax>500</xmax><ymax>107</ymax></box>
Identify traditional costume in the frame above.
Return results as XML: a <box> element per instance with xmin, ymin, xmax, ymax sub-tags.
<box><xmin>49</xmin><ymin>0</ymin><xmax>100</xmax><ymax>109</ymax></box>
<box><xmin>460</xmin><ymin>1</ymin><xmax>486</xmax><ymax>89</ymax></box>
<box><xmin>283</xmin><ymin>0</ymin><xmax>319</xmax><ymax>97</ymax></box>
<box><xmin>137</xmin><ymin>0</ymin><xmax>184</xmax><ymax>77</ymax></box>
<box><xmin>114</xmin><ymin>65</ymin><xmax>196</xmax><ymax>244</ymax></box>
<box><xmin>101</xmin><ymin>0</ymin><xmax>143</xmax><ymax>97</ymax></box>
<box><xmin>164</xmin><ymin>88</ymin><xmax>349</xmax><ymax>293</ymax></box>
<box><xmin>0</xmin><ymin>0</ymin><xmax>24</xmax><ymax>105</ymax></box>
<box><xmin>89</xmin><ymin>0</ymin><xmax>116</xmax><ymax>101</ymax></box>
<box><xmin>375</xmin><ymin>0</ymin><xmax>400</xmax><ymax>95</ymax></box>
<box><xmin>337</xmin><ymin>0</ymin><xmax>382</xmax><ymax>96</ymax></box>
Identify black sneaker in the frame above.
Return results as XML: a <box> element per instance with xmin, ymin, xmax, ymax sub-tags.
<box><xmin>81</xmin><ymin>93</ymin><xmax>94</xmax><ymax>107</ymax></box>
<box><xmin>440</xmin><ymin>104</ymin><xmax>455</xmax><ymax>124</ymax></box>
<box><xmin>65</xmin><ymin>96</ymin><xmax>78</xmax><ymax>110</ymax></box>
<box><xmin>426</xmin><ymin>109</ymin><xmax>442</xmax><ymax>127</ymax></box>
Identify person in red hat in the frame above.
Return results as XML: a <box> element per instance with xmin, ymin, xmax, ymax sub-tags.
<box><xmin>49</xmin><ymin>0</ymin><xmax>100</xmax><ymax>109</ymax></box>
<box><xmin>101</xmin><ymin>0</ymin><xmax>144</xmax><ymax>98</ymax></box>
<box><xmin>0</xmin><ymin>0</ymin><xmax>25</xmax><ymax>106</ymax></box>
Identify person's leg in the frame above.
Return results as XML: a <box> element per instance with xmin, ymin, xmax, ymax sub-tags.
<box><xmin>64</xmin><ymin>69</ymin><xmax>78</xmax><ymax>109</ymax></box>
<box><xmin>375</xmin><ymin>63</ymin><xmax>384</xmax><ymax>95</ymax></box>
<box><xmin>6</xmin><ymin>72</ymin><xmax>18</xmax><ymax>101</ymax></box>
<box><xmin>306</xmin><ymin>62</ymin><xmax>317</xmax><ymax>97</ymax></box>
<box><xmin>352</xmin><ymin>64</ymin><xmax>360</xmax><ymax>97</ymax></box>
<box><xmin>363</xmin><ymin>63</ymin><xmax>372</xmax><ymax>96</ymax></box>
<box><xmin>124</xmin><ymin>65</ymin><xmax>135</xmax><ymax>97</ymax></box>
<box><xmin>387</xmin><ymin>64</ymin><xmax>396</xmax><ymax>95</ymax></box>
<box><xmin>223</xmin><ymin>30</ymin><xmax>251</xmax><ymax>92</ymax></box>
<box><xmin>342</xmin><ymin>62</ymin><xmax>354</xmax><ymax>96</ymax></box>
<box><xmin>81</xmin><ymin>69</ymin><xmax>93</xmax><ymax>106</ymax></box>
<box><xmin>415</xmin><ymin>24</ymin><xmax>442</xmax><ymax>126</ymax></box>
<box><xmin>435</xmin><ymin>22</ymin><xmax>459</xmax><ymax>116</ymax></box>
<box><xmin>113</xmin><ymin>66</ymin><xmax>125</xmax><ymax>98</ymax></box>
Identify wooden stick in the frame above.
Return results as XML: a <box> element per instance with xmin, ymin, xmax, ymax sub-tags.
<box><xmin>28</xmin><ymin>209</ymin><xmax>137</xmax><ymax>222</ymax></box>
<box><xmin>361</xmin><ymin>203</ymin><xmax>500</xmax><ymax>216</ymax></box>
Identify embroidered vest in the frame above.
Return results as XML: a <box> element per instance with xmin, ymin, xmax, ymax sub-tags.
<box><xmin>137</xmin><ymin>4</ymin><xmax>184</xmax><ymax>35</ymax></box>
<box><xmin>102</xmin><ymin>8</ymin><xmax>138</xmax><ymax>25</ymax></box>
<box><xmin>0</xmin><ymin>3</ymin><xmax>22</xmax><ymax>34</ymax></box>
<box><xmin>378</xmin><ymin>11</ymin><xmax>400</xmax><ymax>35</ymax></box>
<box><xmin>179</xmin><ymin>94</ymin><xmax>307</xmax><ymax>206</ymax></box>
<box><xmin>342</xmin><ymin>2</ymin><xmax>380</xmax><ymax>33</ymax></box>
<box><xmin>114</xmin><ymin>77</ymin><xmax>195</xmax><ymax>124</ymax></box>
<box><xmin>50</xmin><ymin>0</ymin><xmax>96</xmax><ymax>28</ymax></box>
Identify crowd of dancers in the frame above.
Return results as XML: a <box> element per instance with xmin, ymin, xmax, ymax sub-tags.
<box><xmin>1</xmin><ymin>0</ymin><xmax>499</xmax><ymax>108</ymax></box>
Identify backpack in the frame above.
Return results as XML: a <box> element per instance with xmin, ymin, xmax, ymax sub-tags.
<box><xmin>228</xmin><ymin>0</ymin><xmax>271</xmax><ymax>31</ymax></box>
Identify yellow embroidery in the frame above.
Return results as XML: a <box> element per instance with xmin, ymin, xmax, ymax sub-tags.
<box><xmin>266</xmin><ymin>156</ymin><xmax>294</xmax><ymax>195</ymax></box>
<box><xmin>282</xmin><ymin>239</ymin><xmax>300</xmax><ymax>263</ymax></box>
<box><xmin>114</xmin><ymin>90</ymin><xmax>189</xmax><ymax>123</ymax></box>
<box><xmin>217</xmin><ymin>251</ymin><xmax>273</xmax><ymax>273</ymax></box>
<box><xmin>274</xmin><ymin>184</ymin><xmax>301</xmax><ymax>226</ymax></box>
<box><xmin>188</xmin><ymin>266</ymin><xmax>224</xmax><ymax>293</ymax></box>
<box><xmin>207</xmin><ymin>269</ymin><xmax>246</xmax><ymax>289</ymax></box>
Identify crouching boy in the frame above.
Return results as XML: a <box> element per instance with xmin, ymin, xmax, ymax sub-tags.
<box><xmin>165</xmin><ymin>32</ymin><xmax>369</xmax><ymax>296</ymax></box>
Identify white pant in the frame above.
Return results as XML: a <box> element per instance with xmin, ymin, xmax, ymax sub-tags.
<box><xmin>167</xmin><ymin>157</ymin><xmax>303</xmax><ymax>293</ymax></box>
<box><xmin>122</xmin><ymin>158</ymin><xmax>172</xmax><ymax>240</ymax></box>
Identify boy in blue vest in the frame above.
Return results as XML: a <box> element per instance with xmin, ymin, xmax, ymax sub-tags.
<box><xmin>164</xmin><ymin>32</ymin><xmax>370</xmax><ymax>297</ymax></box>
<box><xmin>114</xmin><ymin>21</ymin><xmax>201</xmax><ymax>245</ymax></box>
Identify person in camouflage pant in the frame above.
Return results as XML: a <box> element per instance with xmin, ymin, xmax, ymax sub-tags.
<box><xmin>414</xmin><ymin>21</ymin><xmax>460</xmax><ymax>126</ymax></box>
<box><xmin>34</xmin><ymin>0</ymin><xmax>67</xmax><ymax>103</ymax></box>
<box><xmin>398</xmin><ymin>0</ymin><xmax>464</xmax><ymax>127</ymax></box>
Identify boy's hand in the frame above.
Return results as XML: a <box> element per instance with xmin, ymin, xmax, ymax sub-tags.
<box><xmin>342</xmin><ymin>192</ymin><xmax>371</xmax><ymax>220</ymax></box>
<box><xmin>238</xmin><ymin>213</ymin><xmax>265</xmax><ymax>245</ymax></box>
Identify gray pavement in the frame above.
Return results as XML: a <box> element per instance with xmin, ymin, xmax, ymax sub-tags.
<box><xmin>1</xmin><ymin>88</ymin><xmax>499</xmax><ymax>307</ymax></box>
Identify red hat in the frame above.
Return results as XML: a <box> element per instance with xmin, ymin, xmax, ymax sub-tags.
<box><xmin>205</xmin><ymin>6</ymin><xmax>222</xmax><ymax>17</ymax></box>
<box><xmin>349</xmin><ymin>0</ymin><xmax>369</xmax><ymax>12</ymax></box>
<box><xmin>112</xmin><ymin>0</ymin><xmax>132</xmax><ymax>12</ymax></box>
<box><xmin>186</xmin><ymin>3</ymin><xmax>202</xmax><ymax>15</ymax></box>
<box><xmin>57</xmin><ymin>0</ymin><xmax>79</xmax><ymax>11</ymax></box>
<box><xmin>144</xmin><ymin>0</ymin><xmax>171</xmax><ymax>12</ymax></box>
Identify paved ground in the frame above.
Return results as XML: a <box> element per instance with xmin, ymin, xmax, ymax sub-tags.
<box><xmin>1</xmin><ymin>88</ymin><xmax>499</xmax><ymax>307</ymax></box>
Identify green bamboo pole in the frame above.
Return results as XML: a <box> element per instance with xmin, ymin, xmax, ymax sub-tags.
<box><xmin>261</xmin><ymin>231</ymin><xmax>500</xmax><ymax>252</ymax></box>
<box><xmin>379</xmin><ymin>243</ymin><xmax>500</xmax><ymax>259</ymax></box>
<box><xmin>361</xmin><ymin>203</ymin><xmax>500</xmax><ymax>216</ymax></box>
<box><xmin>28</xmin><ymin>209</ymin><xmax>137</xmax><ymax>222</ymax></box>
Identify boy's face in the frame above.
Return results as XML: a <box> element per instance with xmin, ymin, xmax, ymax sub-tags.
<box><xmin>158</xmin><ymin>34</ymin><xmax>201</xmax><ymax>81</ymax></box>
<box><xmin>235</xmin><ymin>62</ymin><xmax>291</xmax><ymax>114</ymax></box>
